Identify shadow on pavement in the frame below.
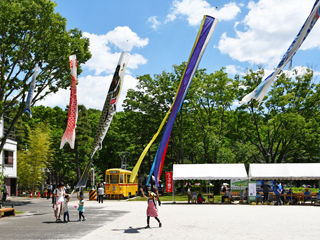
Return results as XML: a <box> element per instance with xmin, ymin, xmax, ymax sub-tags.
<box><xmin>112</xmin><ymin>226</ymin><xmax>145</xmax><ymax>234</ymax></box>
<box><xmin>2</xmin><ymin>200</ymin><xmax>33</xmax><ymax>207</ymax></box>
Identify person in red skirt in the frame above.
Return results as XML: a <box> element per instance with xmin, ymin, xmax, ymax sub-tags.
<box><xmin>140</xmin><ymin>188</ymin><xmax>162</xmax><ymax>229</ymax></box>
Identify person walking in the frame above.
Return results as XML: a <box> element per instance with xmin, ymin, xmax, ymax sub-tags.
<box><xmin>97</xmin><ymin>184</ymin><xmax>105</xmax><ymax>203</ymax></box>
<box><xmin>2</xmin><ymin>182</ymin><xmax>8</xmax><ymax>203</ymax></box>
<box><xmin>52</xmin><ymin>184</ymin><xmax>56</xmax><ymax>204</ymax></box>
<box><xmin>140</xmin><ymin>188</ymin><xmax>162</xmax><ymax>229</ymax></box>
<box><xmin>54</xmin><ymin>182</ymin><xmax>68</xmax><ymax>223</ymax></box>
<box><xmin>47</xmin><ymin>182</ymin><xmax>52</xmax><ymax>200</ymax></box>
<box><xmin>275</xmin><ymin>184</ymin><xmax>281</xmax><ymax>205</ymax></box>
<box><xmin>77</xmin><ymin>193</ymin><xmax>86</xmax><ymax>221</ymax></box>
<box><xmin>63</xmin><ymin>195</ymin><xmax>70</xmax><ymax>222</ymax></box>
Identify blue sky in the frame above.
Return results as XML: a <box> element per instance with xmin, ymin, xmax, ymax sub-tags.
<box><xmin>39</xmin><ymin>0</ymin><xmax>320</xmax><ymax>110</ymax></box>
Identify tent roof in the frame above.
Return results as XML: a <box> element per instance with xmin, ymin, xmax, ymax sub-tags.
<box><xmin>249</xmin><ymin>163</ymin><xmax>320</xmax><ymax>180</ymax></box>
<box><xmin>172</xmin><ymin>164</ymin><xmax>248</xmax><ymax>180</ymax></box>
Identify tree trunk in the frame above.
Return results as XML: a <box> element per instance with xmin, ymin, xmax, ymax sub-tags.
<box><xmin>75</xmin><ymin>141</ymin><xmax>80</xmax><ymax>182</ymax></box>
<box><xmin>213</xmin><ymin>180</ymin><xmax>220</xmax><ymax>195</ymax></box>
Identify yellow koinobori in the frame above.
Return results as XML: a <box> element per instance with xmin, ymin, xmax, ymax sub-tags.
<box><xmin>130</xmin><ymin>15</ymin><xmax>216</xmax><ymax>183</ymax></box>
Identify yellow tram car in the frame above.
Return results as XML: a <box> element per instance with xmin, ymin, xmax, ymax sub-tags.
<box><xmin>105</xmin><ymin>168</ymin><xmax>138</xmax><ymax>199</ymax></box>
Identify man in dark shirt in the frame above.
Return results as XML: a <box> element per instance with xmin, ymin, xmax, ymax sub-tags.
<box><xmin>261</xmin><ymin>181</ymin><xmax>270</xmax><ymax>203</ymax></box>
<box><xmin>2</xmin><ymin>182</ymin><xmax>8</xmax><ymax>202</ymax></box>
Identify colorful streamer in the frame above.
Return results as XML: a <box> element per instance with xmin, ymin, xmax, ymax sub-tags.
<box><xmin>60</xmin><ymin>55</ymin><xmax>78</xmax><ymax>149</ymax></box>
<box><xmin>131</xmin><ymin>15</ymin><xmax>218</xmax><ymax>186</ymax></box>
<box><xmin>24</xmin><ymin>66</ymin><xmax>40</xmax><ymax>117</ymax></box>
<box><xmin>240</xmin><ymin>0</ymin><xmax>320</xmax><ymax>105</ymax></box>
<box><xmin>75</xmin><ymin>51</ymin><xmax>130</xmax><ymax>189</ymax></box>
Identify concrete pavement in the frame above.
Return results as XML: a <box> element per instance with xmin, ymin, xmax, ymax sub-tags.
<box><xmin>1</xmin><ymin>196</ymin><xmax>320</xmax><ymax>240</ymax></box>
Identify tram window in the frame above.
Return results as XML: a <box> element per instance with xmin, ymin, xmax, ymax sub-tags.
<box><xmin>106</xmin><ymin>175</ymin><xmax>110</xmax><ymax>184</ymax></box>
<box><xmin>127</xmin><ymin>174</ymin><xmax>131</xmax><ymax>183</ymax></box>
<box><xmin>120</xmin><ymin>174</ymin><xmax>124</xmax><ymax>184</ymax></box>
<box><xmin>110</xmin><ymin>175</ymin><xmax>119</xmax><ymax>184</ymax></box>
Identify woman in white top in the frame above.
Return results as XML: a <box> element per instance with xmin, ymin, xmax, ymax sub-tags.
<box><xmin>54</xmin><ymin>182</ymin><xmax>68</xmax><ymax>222</ymax></box>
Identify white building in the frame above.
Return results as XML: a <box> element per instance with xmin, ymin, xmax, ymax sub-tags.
<box><xmin>1</xmin><ymin>116</ymin><xmax>18</xmax><ymax>196</ymax></box>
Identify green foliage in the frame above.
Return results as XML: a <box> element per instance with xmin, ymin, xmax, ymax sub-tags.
<box><xmin>17</xmin><ymin>122</ymin><xmax>52</xmax><ymax>192</ymax></box>
<box><xmin>14</xmin><ymin>63</ymin><xmax>320</xmax><ymax>190</ymax></box>
<box><xmin>0</xmin><ymin>0</ymin><xmax>91</xmax><ymax>152</ymax></box>
<box><xmin>0</xmin><ymin>167</ymin><xmax>5</xmax><ymax>193</ymax></box>
<box><xmin>233</xmin><ymin>67</ymin><xmax>320</xmax><ymax>163</ymax></box>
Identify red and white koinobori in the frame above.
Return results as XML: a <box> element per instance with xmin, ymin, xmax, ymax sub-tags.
<box><xmin>60</xmin><ymin>55</ymin><xmax>78</xmax><ymax>149</ymax></box>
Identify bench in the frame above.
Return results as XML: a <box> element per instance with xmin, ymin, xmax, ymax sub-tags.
<box><xmin>0</xmin><ymin>204</ymin><xmax>15</xmax><ymax>219</ymax></box>
<box><xmin>219</xmin><ymin>192</ymin><xmax>241</xmax><ymax>203</ymax></box>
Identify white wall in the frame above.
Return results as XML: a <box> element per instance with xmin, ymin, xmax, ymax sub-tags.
<box><xmin>0</xmin><ymin>116</ymin><xmax>18</xmax><ymax>178</ymax></box>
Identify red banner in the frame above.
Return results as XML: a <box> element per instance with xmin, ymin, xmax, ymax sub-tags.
<box><xmin>165</xmin><ymin>172</ymin><xmax>173</xmax><ymax>193</ymax></box>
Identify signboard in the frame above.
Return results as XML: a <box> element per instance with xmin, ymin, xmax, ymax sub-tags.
<box><xmin>165</xmin><ymin>172</ymin><xmax>173</xmax><ymax>193</ymax></box>
<box><xmin>231</xmin><ymin>180</ymin><xmax>248</xmax><ymax>191</ymax></box>
<box><xmin>248</xmin><ymin>181</ymin><xmax>256</xmax><ymax>203</ymax></box>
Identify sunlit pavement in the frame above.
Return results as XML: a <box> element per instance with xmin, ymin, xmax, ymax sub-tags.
<box><xmin>1</xmin><ymin>197</ymin><xmax>320</xmax><ymax>240</ymax></box>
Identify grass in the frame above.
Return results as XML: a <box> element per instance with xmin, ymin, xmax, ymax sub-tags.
<box><xmin>128</xmin><ymin>193</ymin><xmax>222</xmax><ymax>202</ymax></box>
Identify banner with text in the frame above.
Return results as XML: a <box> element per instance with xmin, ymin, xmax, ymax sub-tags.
<box><xmin>165</xmin><ymin>172</ymin><xmax>173</xmax><ymax>193</ymax></box>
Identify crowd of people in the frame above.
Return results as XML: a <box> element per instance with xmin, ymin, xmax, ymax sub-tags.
<box><xmin>184</xmin><ymin>181</ymin><xmax>316</xmax><ymax>205</ymax></box>
<box><xmin>46</xmin><ymin>180</ymin><xmax>107</xmax><ymax>223</ymax></box>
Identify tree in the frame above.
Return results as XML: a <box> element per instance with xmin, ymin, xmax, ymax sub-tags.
<box><xmin>0</xmin><ymin>166</ymin><xmax>5</xmax><ymax>193</ymax></box>
<box><xmin>17</xmin><ymin>122</ymin><xmax>52</xmax><ymax>193</ymax></box>
<box><xmin>0</xmin><ymin>0</ymin><xmax>91</xmax><ymax>152</ymax></box>
<box><xmin>233</xmin><ymin>67</ymin><xmax>320</xmax><ymax>163</ymax></box>
<box><xmin>74</xmin><ymin>105</ymin><xmax>93</xmax><ymax>182</ymax></box>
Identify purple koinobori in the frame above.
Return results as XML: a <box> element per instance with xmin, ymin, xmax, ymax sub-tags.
<box><xmin>153</xmin><ymin>15</ymin><xmax>218</xmax><ymax>188</ymax></box>
<box><xmin>240</xmin><ymin>0</ymin><xmax>320</xmax><ymax>105</ymax></box>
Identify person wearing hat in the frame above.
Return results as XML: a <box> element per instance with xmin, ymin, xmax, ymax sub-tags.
<box><xmin>140</xmin><ymin>188</ymin><xmax>162</xmax><ymax>229</ymax></box>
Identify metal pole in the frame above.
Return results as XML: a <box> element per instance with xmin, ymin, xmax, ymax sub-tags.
<box><xmin>291</xmin><ymin>180</ymin><xmax>293</xmax><ymax>205</ymax></box>
<box><xmin>209</xmin><ymin>181</ymin><xmax>210</xmax><ymax>204</ymax></box>
<box><xmin>206</xmin><ymin>181</ymin><xmax>208</xmax><ymax>204</ymax></box>
<box><xmin>173</xmin><ymin>180</ymin><xmax>175</xmax><ymax>203</ymax></box>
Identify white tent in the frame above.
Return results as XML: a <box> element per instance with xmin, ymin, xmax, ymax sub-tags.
<box><xmin>173</xmin><ymin>164</ymin><xmax>248</xmax><ymax>180</ymax></box>
<box><xmin>249</xmin><ymin>163</ymin><xmax>320</xmax><ymax>180</ymax></box>
<box><xmin>171</xmin><ymin>164</ymin><xmax>248</xmax><ymax>203</ymax></box>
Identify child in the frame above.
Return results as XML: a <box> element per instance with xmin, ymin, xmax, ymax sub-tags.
<box><xmin>63</xmin><ymin>195</ymin><xmax>70</xmax><ymax>222</ymax></box>
<box><xmin>140</xmin><ymin>188</ymin><xmax>162</xmax><ymax>229</ymax></box>
<box><xmin>77</xmin><ymin>193</ymin><xmax>87</xmax><ymax>221</ymax></box>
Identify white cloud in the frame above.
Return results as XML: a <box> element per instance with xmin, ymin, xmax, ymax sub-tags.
<box><xmin>166</xmin><ymin>0</ymin><xmax>241</xmax><ymax>26</ymax></box>
<box><xmin>37</xmin><ymin>74</ymin><xmax>139</xmax><ymax>111</ymax></box>
<box><xmin>148</xmin><ymin>16</ymin><xmax>161</xmax><ymax>29</ymax></box>
<box><xmin>218</xmin><ymin>0</ymin><xmax>320</xmax><ymax>67</ymax></box>
<box><xmin>83</xmin><ymin>27</ymin><xmax>148</xmax><ymax>75</ymax></box>
<box><xmin>282</xmin><ymin>66</ymin><xmax>320</xmax><ymax>78</ymax></box>
<box><xmin>225</xmin><ymin>65</ymin><xmax>243</xmax><ymax>75</ymax></box>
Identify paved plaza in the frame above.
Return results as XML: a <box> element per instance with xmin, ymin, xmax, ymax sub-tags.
<box><xmin>1</xmin><ymin>196</ymin><xmax>320</xmax><ymax>240</ymax></box>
